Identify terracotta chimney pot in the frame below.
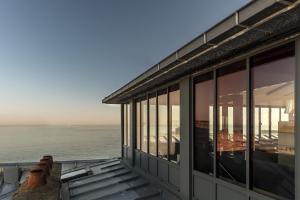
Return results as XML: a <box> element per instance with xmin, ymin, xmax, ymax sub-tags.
<box><xmin>43</xmin><ymin>155</ymin><xmax>53</xmax><ymax>163</ymax></box>
<box><xmin>27</xmin><ymin>168</ymin><xmax>46</xmax><ymax>189</ymax></box>
<box><xmin>40</xmin><ymin>158</ymin><xmax>51</xmax><ymax>169</ymax></box>
<box><xmin>43</xmin><ymin>155</ymin><xmax>53</xmax><ymax>168</ymax></box>
<box><xmin>37</xmin><ymin>163</ymin><xmax>49</xmax><ymax>175</ymax></box>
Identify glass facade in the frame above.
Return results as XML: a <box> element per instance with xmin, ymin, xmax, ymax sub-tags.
<box><xmin>251</xmin><ymin>44</ymin><xmax>295</xmax><ymax>199</ymax></box>
<box><xmin>125</xmin><ymin>41</ymin><xmax>296</xmax><ymax>200</ymax></box>
<box><xmin>134</xmin><ymin>86</ymin><xmax>180</xmax><ymax>164</ymax></box>
<box><xmin>194</xmin><ymin>73</ymin><xmax>214</xmax><ymax>174</ymax></box>
<box><xmin>217</xmin><ymin>62</ymin><xmax>246</xmax><ymax>185</ymax></box>
<box><xmin>149</xmin><ymin>96</ymin><xmax>157</xmax><ymax>156</ymax></box>
<box><xmin>141</xmin><ymin>99</ymin><xmax>148</xmax><ymax>153</ymax></box>
<box><xmin>158</xmin><ymin>91</ymin><xmax>168</xmax><ymax>159</ymax></box>
<box><xmin>192</xmin><ymin>43</ymin><xmax>295</xmax><ymax>199</ymax></box>
<box><xmin>136</xmin><ymin>102</ymin><xmax>141</xmax><ymax>150</ymax></box>
<box><xmin>169</xmin><ymin>89</ymin><xmax>180</xmax><ymax>163</ymax></box>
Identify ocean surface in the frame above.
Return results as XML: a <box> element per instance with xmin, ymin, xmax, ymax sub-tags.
<box><xmin>0</xmin><ymin>125</ymin><xmax>121</xmax><ymax>163</ymax></box>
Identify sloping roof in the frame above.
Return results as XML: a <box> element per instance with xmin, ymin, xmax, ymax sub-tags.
<box><xmin>61</xmin><ymin>159</ymin><xmax>162</xmax><ymax>200</ymax></box>
<box><xmin>102</xmin><ymin>0</ymin><xmax>300</xmax><ymax>104</ymax></box>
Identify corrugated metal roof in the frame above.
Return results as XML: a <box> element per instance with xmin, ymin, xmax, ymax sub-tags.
<box><xmin>102</xmin><ymin>0</ymin><xmax>300</xmax><ymax>104</ymax></box>
<box><xmin>61</xmin><ymin>159</ymin><xmax>162</xmax><ymax>200</ymax></box>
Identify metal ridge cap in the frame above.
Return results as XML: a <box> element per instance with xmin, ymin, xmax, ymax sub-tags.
<box><xmin>102</xmin><ymin>64</ymin><xmax>159</xmax><ymax>103</ymax></box>
<box><xmin>102</xmin><ymin>0</ymin><xmax>293</xmax><ymax>104</ymax></box>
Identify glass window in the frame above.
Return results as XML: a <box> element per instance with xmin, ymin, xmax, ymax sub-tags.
<box><xmin>169</xmin><ymin>88</ymin><xmax>180</xmax><ymax>163</ymax></box>
<box><xmin>127</xmin><ymin>104</ymin><xmax>131</xmax><ymax>146</ymax></box>
<box><xmin>251</xmin><ymin>44</ymin><xmax>295</xmax><ymax>199</ymax></box>
<box><xmin>141</xmin><ymin>99</ymin><xmax>148</xmax><ymax>153</ymax></box>
<box><xmin>217</xmin><ymin>62</ymin><xmax>247</xmax><ymax>185</ymax></box>
<box><xmin>158</xmin><ymin>92</ymin><xmax>168</xmax><ymax>159</ymax></box>
<box><xmin>149</xmin><ymin>96</ymin><xmax>157</xmax><ymax>156</ymax></box>
<box><xmin>194</xmin><ymin>73</ymin><xmax>214</xmax><ymax>174</ymax></box>
<box><xmin>136</xmin><ymin>102</ymin><xmax>141</xmax><ymax>150</ymax></box>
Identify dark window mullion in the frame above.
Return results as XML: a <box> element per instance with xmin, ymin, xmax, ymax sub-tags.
<box><xmin>147</xmin><ymin>95</ymin><xmax>150</xmax><ymax>154</ymax></box>
<box><xmin>246</xmin><ymin>57</ymin><xmax>251</xmax><ymax>192</ymax></box>
<box><xmin>167</xmin><ymin>87</ymin><xmax>170</xmax><ymax>161</ymax></box>
<box><xmin>213</xmin><ymin>70</ymin><xmax>217</xmax><ymax>178</ymax></box>
<box><xmin>156</xmin><ymin>92</ymin><xmax>159</xmax><ymax>157</ymax></box>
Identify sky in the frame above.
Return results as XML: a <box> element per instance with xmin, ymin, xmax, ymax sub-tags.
<box><xmin>0</xmin><ymin>0</ymin><xmax>249</xmax><ymax>126</ymax></box>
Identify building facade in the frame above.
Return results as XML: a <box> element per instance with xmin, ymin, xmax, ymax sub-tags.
<box><xmin>103</xmin><ymin>1</ymin><xmax>300</xmax><ymax>200</ymax></box>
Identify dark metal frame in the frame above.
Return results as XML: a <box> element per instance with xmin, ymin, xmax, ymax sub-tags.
<box><xmin>132</xmin><ymin>84</ymin><xmax>180</xmax><ymax>164</ymax></box>
<box><xmin>191</xmin><ymin>41</ymin><xmax>296</xmax><ymax>200</ymax></box>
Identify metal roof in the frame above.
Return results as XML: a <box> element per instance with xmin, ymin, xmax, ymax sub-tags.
<box><xmin>102</xmin><ymin>0</ymin><xmax>300</xmax><ymax>104</ymax></box>
<box><xmin>61</xmin><ymin>159</ymin><xmax>162</xmax><ymax>200</ymax></box>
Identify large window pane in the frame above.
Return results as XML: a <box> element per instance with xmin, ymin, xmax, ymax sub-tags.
<box><xmin>251</xmin><ymin>44</ymin><xmax>295</xmax><ymax>199</ymax></box>
<box><xmin>194</xmin><ymin>73</ymin><xmax>214</xmax><ymax>174</ymax></box>
<box><xmin>141</xmin><ymin>99</ymin><xmax>148</xmax><ymax>153</ymax></box>
<box><xmin>127</xmin><ymin>104</ymin><xmax>131</xmax><ymax>146</ymax></box>
<box><xmin>158</xmin><ymin>93</ymin><xmax>168</xmax><ymax>159</ymax></box>
<box><xmin>217</xmin><ymin>62</ymin><xmax>246</xmax><ymax>185</ymax></box>
<box><xmin>169</xmin><ymin>89</ymin><xmax>180</xmax><ymax>163</ymax></box>
<box><xmin>136</xmin><ymin>102</ymin><xmax>141</xmax><ymax>150</ymax></box>
<box><xmin>149</xmin><ymin>96</ymin><xmax>157</xmax><ymax>156</ymax></box>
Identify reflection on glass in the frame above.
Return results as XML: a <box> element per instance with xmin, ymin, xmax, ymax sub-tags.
<box><xmin>252</xmin><ymin>44</ymin><xmax>295</xmax><ymax>199</ymax></box>
<box><xmin>158</xmin><ymin>93</ymin><xmax>168</xmax><ymax>159</ymax></box>
<box><xmin>141</xmin><ymin>100</ymin><xmax>148</xmax><ymax>153</ymax></box>
<box><xmin>149</xmin><ymin>97</ymin><xmax>157</xmax><ymax>155</ymax></box>
<box><xmin>169</xmin><ymin>89</ymin><xmax>180</xmax><ymax>163</ymax></box>
<box><xmin>217</xmin><ymin>63</ymin><xmax>246</xmax><ymax>185</ymax></box>
<box><xmin>271</xmin><ymin>108</ymin><xmax>280</xmax><ymax>135</ymax></box>
<box><xmin>261</xmin><ymin>107</ymin><xmax>269</xmax><ymax>138</ymax></box>
<box><xmin>136</xmin><ymin>102</ymin><xmax>141</xmax><ymax>150</ymax></box>
<box><xmin>194</xmin><ymin>74</ymin><xmax>214</xmax><ymax>174</ymax></box>
<box><xmin>127</xmin><ymin>104</ymin><xmax>131</xmax><ymax>146</ymax></box>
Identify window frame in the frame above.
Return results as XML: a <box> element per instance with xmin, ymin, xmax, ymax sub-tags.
<box><xmin>134</xmin><ymin>85</ymin><xmax>180</xmax><ymax>164</ymax></box>
<box><xmin>191</xmin><ymin>42</ymin><xmax>296</xmax><ymax>200</ymax></box>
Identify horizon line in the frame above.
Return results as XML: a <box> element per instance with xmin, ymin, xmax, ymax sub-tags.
<box><xmin>0</xmin><ymin>124</ymin><xmax>121</xmax><ymax>127</ymax></box>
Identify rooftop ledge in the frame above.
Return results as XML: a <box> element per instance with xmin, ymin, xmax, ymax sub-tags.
<box><xmin>102</xmin><ymin>0</ymin><xmax>300</xmax><ymax>104</ymax></box>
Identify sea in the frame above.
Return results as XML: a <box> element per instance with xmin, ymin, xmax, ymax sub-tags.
<box><xmin>0</xmin><ymin>125</ymin><xmax>121</xmax><ymax>163</ymax></box>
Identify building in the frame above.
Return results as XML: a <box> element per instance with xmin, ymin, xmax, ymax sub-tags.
<box><xmin>103</xmin><ymin>1</ymin><xmax>300</xmax><ymax>200</ymax></box>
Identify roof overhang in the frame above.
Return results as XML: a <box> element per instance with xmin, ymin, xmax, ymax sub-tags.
<box><xmin>103</xmin><ymin>0</ymin><xmax>300</xmax><ymax>104</ymax></box>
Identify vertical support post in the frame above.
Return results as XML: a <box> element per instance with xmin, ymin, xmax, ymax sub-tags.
<box><xmin>246</xmin><ymin>57</ymin><xmax>251</xmax><ymax>197</ymax></box>
<box><xmin>156</xmin><ymin>92</ymin><xmax>159</xmax><ymax>157</ymax></box>
<box><xmin>213</xmin><ymin>70</ymin><xmax>217</xmax><ymax>200</ymax></box>
<box><xmin>167</xmin><ymin>88</ymin><xmax>170</xmax><ymax>162</ymax></box>
<box><xmin>269</xmin><ymin>107</ymin><xmax>272</xmax><ymax>139</ymax></box>
<box><xmin>179</xmin><ymin>76</ymin><xmax>192</xmax><ymax>200</ymax></box>
<box><xmin>130</xmin><ymin>100</ymin><xmax>135</xmax><ymax>166</ymax></box>
<box><xmin>258</xmin><ymin>107</ymin><xmax>261</xmax><ymax>140</ymax></box>
<box><xmin>121</xmin><ymin>104</ymin><xmax>124</xmax><ymax>158</ymax></box>
<box><xmin>295</xmin><ymin>38</ymin><xmax>300</xmax><ymax>200</ymax></box>
<box><xmin>147</xmin><ymin>94</ymin><xmax>150</xmax><ymax>171</ymax></box>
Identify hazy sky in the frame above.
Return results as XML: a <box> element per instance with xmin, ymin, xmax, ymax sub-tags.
<box><xmin>0</xmin><ymin>0</ymin><xmax>249</xmax><ymax>125</ymax></box>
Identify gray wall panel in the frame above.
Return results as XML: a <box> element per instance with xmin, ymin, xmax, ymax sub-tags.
<box><xmin>169</xmin><ymin>164</ymin><xmax>180</xmax><ymax>189</ymax></box>
<box><xmin>217</xmin><ymin>184</ymin><xmax>247</xmax><ymax>200</ymax></box>
<box><xmin>158</xmin><ymin>160</ymin><xmax>168</xmax><ymax>182</ymax></box>
<box><xmin>193</xmin><ymin>174</ymin><xmax>214</xmax><ymax>200</ymax></box>
<box><xmin>135</xmin><ymin>151</ymin><xmax>141</xmax><ymax>168</ymax></box>
<box><xmin>127</xmin><ymin>147</ymin><xmax>133</xmax><ymax>164</ymax></box>
<box><xmin>179</xmin><ymin>76</ymin><xmax>192</xmax><ymax>200</ymax></box>
<box><xmin>141</xmin><ymin>153</ymin><xmax>149</xmax><ymax>172</ymax></box>
<box><xmin>162</xmin><ymin>190</ymin><xmax>181</xmax><ymax>200</ymax></box>
<box><xmin>148</xmin><ymin>156</ymin><xmax>158</xmax><ymax>176</ymax></box>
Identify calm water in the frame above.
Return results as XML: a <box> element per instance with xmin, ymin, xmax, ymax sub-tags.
<box><xmin>0</xmin><ymin>125</ymin><xmax>121</xmax><ymax>163</ymax></box>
